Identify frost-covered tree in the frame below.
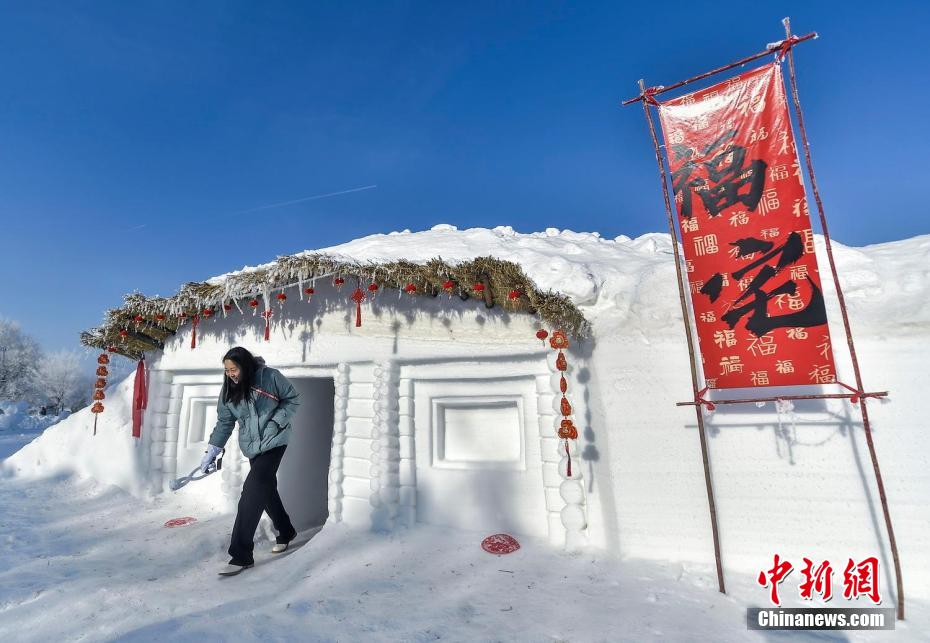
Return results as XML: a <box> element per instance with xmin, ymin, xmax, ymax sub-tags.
<box><xmin>0</xmin><ymin>318</ymin><xmax>41</xmax><ymax>402</ymax></box>
<box><xmin>31</xmin><ymin>350</ymin><xmax>85</xmax><ymax>414</ymax></box>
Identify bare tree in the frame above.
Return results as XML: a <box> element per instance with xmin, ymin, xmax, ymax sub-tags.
<box><xmin>0</xmin><ymin>318</ymin><xmax>41</xmax><ymax>402</ymax></box>
<box><xmin>32</xmin><ymin>350</ymin><xmax>84</xmax><ymax>415</ymax></box>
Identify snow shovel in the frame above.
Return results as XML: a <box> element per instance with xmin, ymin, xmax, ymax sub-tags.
<box><xmin>169</xmin><ymin>448</ymin><xmax>225</xmax><ymax>491</ymax></box>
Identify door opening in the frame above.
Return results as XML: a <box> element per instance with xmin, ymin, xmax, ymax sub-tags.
<box><xmin>277</xmin><ymin>377</ymin><xmax>336</xmax><ymax>531</ymax></box>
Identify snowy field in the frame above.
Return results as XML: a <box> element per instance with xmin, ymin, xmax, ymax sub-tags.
<box><xmin>2</xmin><ymin>227</ymin><xmax>928</xmax><ymax>641</ymax></box>
<box><xmin>1</xmin><ymin>470</ymin><xmax>926</xmax><ymax>642</ymax></box>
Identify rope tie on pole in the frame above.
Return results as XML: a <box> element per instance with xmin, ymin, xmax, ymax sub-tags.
<box><xmin>695</xmin><ymin>387</ymin><xmax>716</xmax><ymax>411</ymax></box>
<box><xmin>836</xmin><ymin>380</ymin><xmax>884</xmax><ymax>405</ymax></box>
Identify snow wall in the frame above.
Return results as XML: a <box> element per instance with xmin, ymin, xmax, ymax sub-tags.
<box><xmin>3</xmin><ymin>227</ymin><xmax>928</xmax><ymax>602</ymax></box>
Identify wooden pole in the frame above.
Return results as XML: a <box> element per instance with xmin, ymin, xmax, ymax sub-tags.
<box><xmin>781</xmin><ymin>16</ymin><xmax>904</xmax><ymax>620</ymax></box>
<box><xmin>639</xmin><ymin>79</ymin><xmax>726</xmax><ymax>594</ymax></box>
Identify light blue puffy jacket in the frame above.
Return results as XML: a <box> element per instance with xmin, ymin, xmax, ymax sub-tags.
<box><xmin>208</xmin><ymin>364</ymin><xmax>300</xmax><ymax>459</ymax></box>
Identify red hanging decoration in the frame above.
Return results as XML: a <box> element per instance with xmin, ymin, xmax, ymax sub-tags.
<box><xmin>154</xmin><ymin>313</ymin><xmax>166</xmax><ymax>322</ymax></box>
<box><xmin>367</xmin><ymin>283</ymin><xmax>379</xmax><ymax>295</ymax></box>
<box><xmin>558</xmin><ymin>418</ymin><xmax>578</xmax><ymax>440</ymax></box>
<box><xmin>91</xmin><ymin>402</ymin><xmax>104</xmax><ymax>414</ymax></box>
<box><xmin>97</xmin><ymin>353</ymin><xmax>110</xmax><ymax>365</ymax></box>
<box><xmin>202</xmin><ymin>308</ymin><xmax>214</xmax><ymax>318</ymax></box>
<box><xmin>556</xmin><ymin>351</ymin><xmax>567</xmax><ymax>371</ymax></box>
<box><xmin>93</xmin><ymin>389</ymin><xmax>106</xmax><ymax>401</ymax></box>
<box><xmin>190</xmin><ymin>314</ymin><xmax>200</xmax><ymax>349</ymax></box>
<box><xmin>404</xmin><ymin>283</ymin><xmax>417</xmax><ymax>294</ymax></box>
<box><xmin>351</xmin><ymin>287</ymin><xmax>365</xmax><ymax>327</ymax></box>
<box><xmin>559</xmin><ymin>375</ymin><xmax>567</xmax><ymax>394</ymax></box>
<box><xmin>442</xmin><ymin>279</ymin><xmax>455</xmax><ymax>295</ymax></box>
<box><xmin>560</xmin><ymin>396</ymin><xmax>572</xmax><ymax>417</ymax></box>
<box><xmin>507</xmin><ymin>290</ymin><xmax>521</xmax><ymax>307</ymax></box>
<box><xmin>276</xmin><ymin>292</ymin><xmax>287</xmax><ymax>306</ymax></box>
<box><xmin>118</xmin><ymin>329</ymin><xmax>129</xmax><ymax>338</ymax></box>
<box><xmin>535</xmin><ymin>329</ymin><xmax>548</xmax><ymax>346</ymax></box>
<box><xmin>304</xmin><ymin>287</ymin><xmax>315</xmax><ymax>300</ymax></box>
<box><xmin>133</xmin><ymin>314</ymin><xmax>144</xmax><ymax>327</ymax></box>
<box><xmin>549</xmin><ymin>330</ymin><xmax>569</xmax><ymax>350</ymax></box>
<box><xmin>565</xmin><ymin>440</ymin><xmax>572</xmax><ymax>478</ymax></box>
<box><xmin>94</xmin><ymin>378</ymin><xmax>107</xmax><ymax>389</ymax></box>
<box><xmin>132</xmin><ymin>358</ymin><xmax>147</xmax><ymax>438</ymax></box>
<box><xmin>262</xmin><ymin>309</ymin><xmax>273</xmax><ymax>341</ymax></box>
<box><xmin>473</xmin><ymin>282</ymin><xmax>485</xmax><ymax>294</ymax></box>
<box><xmin>223</xmin><ymin>303</ymin><xmax>232</xmax><ymax>313</ymax></box>
<box><xmin>249</xmin><ymin>299</ymin><xmax>260</xmax><ymax>315</ymax></box>
<box><xmin>334</xmin><ymin>277</ymin><xmax>345</xmax><ymax>292</ymax></box>
<box><xmin>96</xmin><ymin>366</ymin><xmax>109</xmax><ymax>377</ymax></box>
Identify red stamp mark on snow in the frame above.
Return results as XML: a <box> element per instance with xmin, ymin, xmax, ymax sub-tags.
<box><xmin>481</xmin><ymin>533</ymin><xmax>520</xmax><ymax>555</ymax></box>
<box><xmin>164</xmin><ymin>517</ymin><xmax>197</xmax><ymax>528</ymax></box>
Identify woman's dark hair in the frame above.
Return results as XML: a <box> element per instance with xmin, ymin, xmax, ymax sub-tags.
<box><xmin>222</xmin><ymin>346</ymin><xmax>259</xmax><ymax>405</ymax></box>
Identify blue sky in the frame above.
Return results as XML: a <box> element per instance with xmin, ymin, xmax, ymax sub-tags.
<box><xmin>1</xmin><ymin>1</ymin><xmax>927</xmax><ymax>354</ymax></box>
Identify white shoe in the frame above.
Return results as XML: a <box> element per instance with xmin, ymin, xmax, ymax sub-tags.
<box><xmin>218</xmin><ymin>562</ymin><xmax>253</xmax><ymax>576</ymax></box>
<box><xmin>271</xmin><ymin>542</ymin><xmax>289</xmax><ymax>554</ymax></box>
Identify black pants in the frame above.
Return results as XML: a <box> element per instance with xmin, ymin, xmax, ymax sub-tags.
<box><xmin>228</xmin><ymin>444</ymin><xmax>296</xmax><ymax>565</ymax></box>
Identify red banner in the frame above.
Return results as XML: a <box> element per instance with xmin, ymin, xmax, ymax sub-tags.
<box><xmin>658</xmin><ymin>63</ymin><xmax>835</xmax><ymax>389</ymax></box>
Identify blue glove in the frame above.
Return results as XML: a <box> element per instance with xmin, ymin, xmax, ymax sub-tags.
<box><xmin>200</xmin><ymin>444</ymin><xmax>223</xmax><ymax>473</ymax></box>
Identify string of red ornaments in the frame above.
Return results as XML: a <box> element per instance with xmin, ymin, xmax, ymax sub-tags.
<box><xmin>90</xmin><ymin>349</ymin><xmax>115</xmax><ymax>435</ymax></box>
<box><xmin>538</xmin><ymin>329</ymin><xmax>578</xmax><ymax>477</ymax></box>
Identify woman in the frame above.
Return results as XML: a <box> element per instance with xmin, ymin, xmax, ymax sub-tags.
<box><xmin>200</xmin><ymin>346</ymin><xmax>300</xmax><ymax>576</ymax></box>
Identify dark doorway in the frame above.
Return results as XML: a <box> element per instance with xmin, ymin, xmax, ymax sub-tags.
<box><xmin>277</xmin><ymin>377</ymin><xmax>335</xmax><ymax>531</ymax></box>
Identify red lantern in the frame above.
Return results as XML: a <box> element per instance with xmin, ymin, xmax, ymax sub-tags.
<box><xmin>473</xmin><ymin>283</ymin><xmax>485</xmax><ymax>293</ymax></box>
<box><xmin>106</xmin><ymin>346</ymin><xmax>118</xmax><ymax>353</ymax></box>
<box><xmin>304</xmin><ymin>287</ymin><xmax>315</xmax><ymax>300</ymax></box>
<box><xmin>202</xmin><ymin>308</ymin><xmax>214</xmax><ymax>318</ymax></box>
<box><xmin>154</xmin><ymin>313</ymin><xmax>166</xmax><ymax>322</ymax></box>
<box><xmin>535</xmin><ymin>329</ymin><xmax>548</xmax><ymax>346</ymax></box>
<box><xmin>223</xmin><ymin>303</ymin><xmax>232</xmax><ymax>312</ymax></box>
<box><xmin>118</xmin><ymin>329</ymin><xmax>129</xmax><ymax>338</ymax></box>
<box><xmin>276</xmin><ymin>292</ymin><xmax>287</xmax><ymax>305</ymax></box>
<box><xmin>249</xmin><ymin>299</ymin><xmax>259</xmax><ymax>308</ymax></box>
<box><xmin>133</xmin><ymin>314</ymin><xmax>144</xmax><ymax>326</ymax></box>
<box><xmin>507</xmin><ymin>290</ymin><xmax>521</xmax><ymax>303</ymax></box>
<box><xmin>334</xmin><ymin>277</ymin><xmax>345</xmax><ymax>291</ymax></box>
<box><xmin>96</xmin><ymin>366</ymin><xmax>109</xmax><ymax>377</ymax></box>
<box><xmin>549</xmin><ymin>330</ymin><xmax>569</xmax><ymax>350</ymax></box>
<box><xmin>404</xmin><ymin>283</ymin><xmax>417</xmax><ymax>294</ymax></box>
<box><xmin>97</xmin><ymin>354</ymin><xmax>110</xmax><ymax>365</ymax></box>
<box><xmin>93</xmin><ymin>389</ymin><xmax>106</xmax><ymax>401</ymax></box>
<box><xmin>91</xmin><ymin>402</ymin><xmax>105</xmax><ymax>414</ymax></box>
<box><xmin>367</xmin><ymin>283</ymin><xmax>379</xmax><ymax>294</ymax></box>
<box><xmin>442</xmin><ymin>279</ymin><xmax>455</xmax><ymax>295</ymax></box>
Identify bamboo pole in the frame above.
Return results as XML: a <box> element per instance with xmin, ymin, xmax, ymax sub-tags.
<box><xmin>781</xmin><ymin>16</ymin><xmax>904</xmax><ymax>620</ymax></box>
<box><xmin>638</xmin><ymin>79</ymin><xmax>726</xmax><ymax>594</ymax></box>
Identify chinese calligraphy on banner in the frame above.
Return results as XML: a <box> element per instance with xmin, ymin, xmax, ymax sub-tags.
<box><xmin>658</xmin><ymin>62</ymin><xmax>835</xmax><ymax>389</ymax></box>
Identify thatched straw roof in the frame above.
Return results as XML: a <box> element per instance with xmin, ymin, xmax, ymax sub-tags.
<box><xmin>80</xmin><ymin>253</ymin><xmax>592</xmax><ymax>359</ymax></box>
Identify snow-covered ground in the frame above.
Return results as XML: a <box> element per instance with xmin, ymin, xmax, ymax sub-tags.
<box><xmin>2</xmin><ymin>227</ymin><xmax>928</xmax><ymax>640</ymax></box>
<box><xmin>1</xmin><ymin>471</ymin><xmax>926</xmax><ymax>641</ymax></box>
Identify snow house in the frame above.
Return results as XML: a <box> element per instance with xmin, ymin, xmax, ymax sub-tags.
<box><xmin>80</xmin><ymin>232</ymin><xmax>593</xmax><ymax>550</ymax></box>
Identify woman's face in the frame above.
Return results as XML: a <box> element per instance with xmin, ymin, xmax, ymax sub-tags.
<box><xmin>223</xmin><ymin>359</ymin><xmax>241</xmax><ymax>384</ymax></box>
